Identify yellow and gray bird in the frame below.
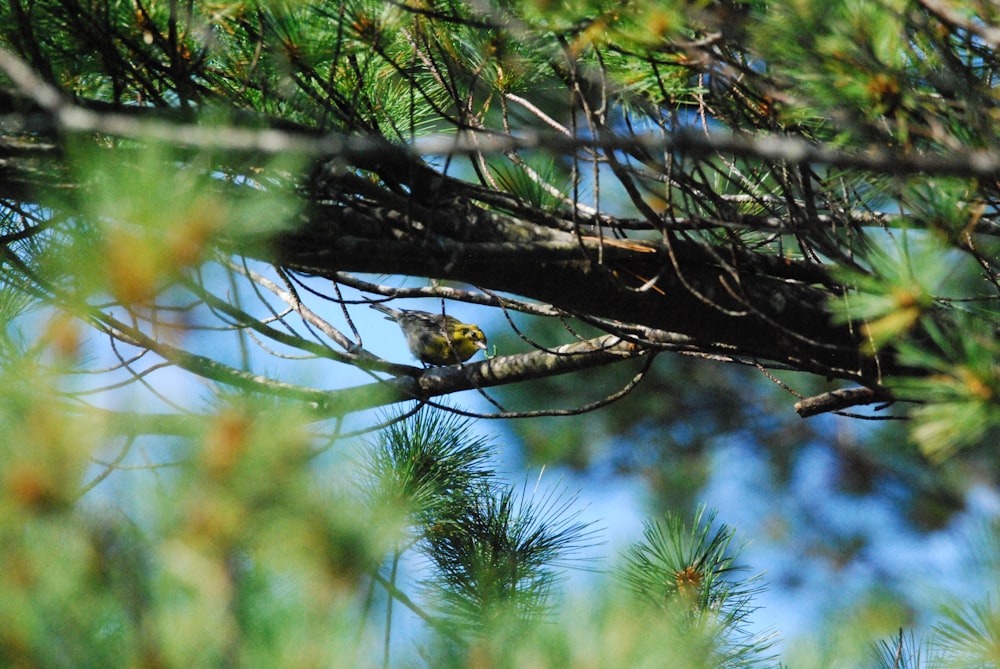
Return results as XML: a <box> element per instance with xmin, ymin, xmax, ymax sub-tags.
<box><xmin>370</xmin><ymin>303</ymin><xmax>488</xmax><ymax>366</ymax></box>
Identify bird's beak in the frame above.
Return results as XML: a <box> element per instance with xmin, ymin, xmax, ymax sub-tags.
<box><xmin>476</xmin><ymin>340</ymin><xmax>488</xmax><ymax>350</ymax></box>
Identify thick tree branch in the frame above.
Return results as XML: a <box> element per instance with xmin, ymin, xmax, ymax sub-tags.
<box><xmin>272</xmin><ymin>197</ymin><xmax>872</xmax><ymax>384</ymax></box>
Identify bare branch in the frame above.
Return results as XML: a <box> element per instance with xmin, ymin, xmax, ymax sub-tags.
<box><xmin>317</xmin><ymin>335</ymin><xmax>650</xmax><ymax>418</ymax></box>
<box><xmin>794</xmin><ymin>387</ymin><xmax>896</xmax><ymax>418</ymax></box>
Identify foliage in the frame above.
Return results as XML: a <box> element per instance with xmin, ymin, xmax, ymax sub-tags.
<box><xmin>2</xmin><ymin>0</ymin><xmax>1000</xmax><ymax>667</ymax></box>
<box><xmin>2</xmin><ymin>0</ymin><xmax>1000</xmax><ymax>454</ymax></box>
<box><xmin>618</xmin><ymin>506</ymin><xmax>775</xmax><ymax>668</ymax></box>
<box><xmin>0</xmin><ymin>403</ymin><xmax>767</xmax><ymax>667</ymax></box>
<box><xmin>2</xmin><ymin>392</ymin><xmax>998</xmax><ymax>667</ymax></box>
<box><xmin>934</xmin><ymin>596</ymin><xmax>1000</xmax><ymax>668</ymax></box>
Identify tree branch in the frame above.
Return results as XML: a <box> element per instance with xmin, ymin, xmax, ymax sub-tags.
<box><xmin>6</xmin><ymin>42</ymin><xmax>1000</xmax><ymax>181</ymax></box>
<box><xmin>794</xmin><ymin>386</ymin><xmax>896</xmax><ymax>418</ymax></box>
<box><xmin>317</xmin><ymin>335</ymin><xmax>649</xmax><ymax>418</ymax></box>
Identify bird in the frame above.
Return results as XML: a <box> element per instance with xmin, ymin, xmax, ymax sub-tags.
<box><xmin>370</xmin><ymin>303</ymin><xmax>488</xmax><ymax>366</ymax></box>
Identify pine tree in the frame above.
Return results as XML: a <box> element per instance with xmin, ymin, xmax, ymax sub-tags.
<box><xmin>2</xmin><ymin>1</ymin><xmax>1000</xmax><ymax>666</ymax></box>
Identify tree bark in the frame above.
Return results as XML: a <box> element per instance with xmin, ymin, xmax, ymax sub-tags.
<box><xmin>273</xmin><ymin>191</ymin><xmax>873</xmax><ymax>384</ymax></box>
